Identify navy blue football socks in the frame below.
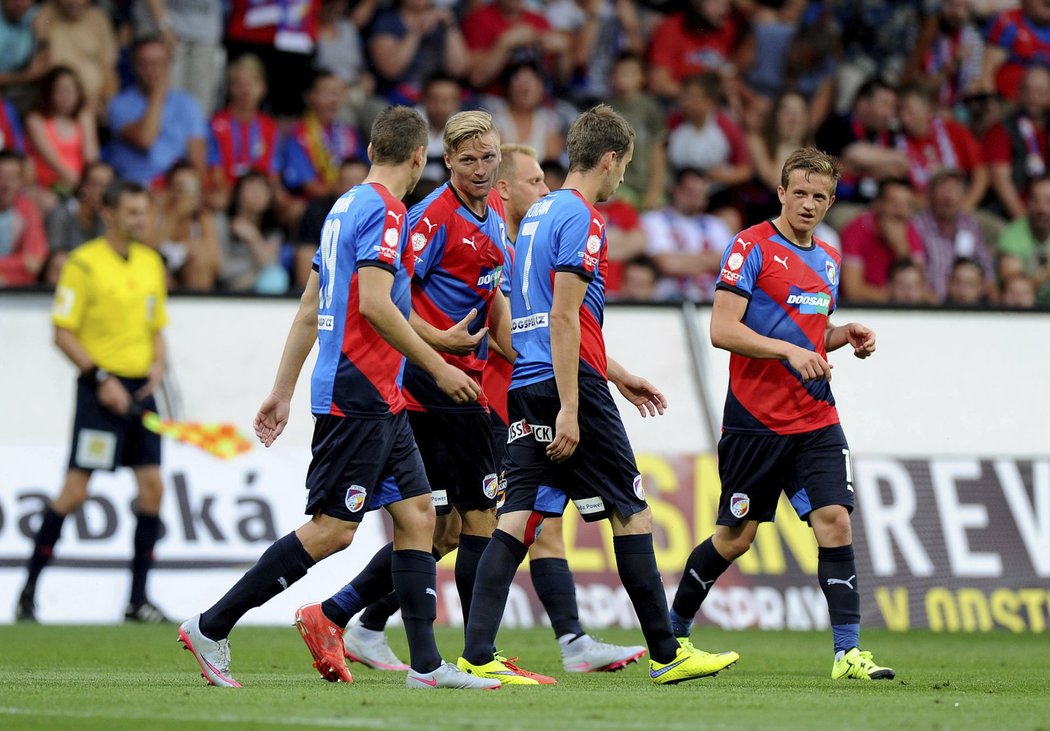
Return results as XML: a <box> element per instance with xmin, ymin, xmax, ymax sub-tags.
<box><xmin>322</xmin><ymin>541</ymin><xmax>395</xmax><ymax>627</ymax></box>
<box><xmin>818</xmin><ymin>544</ymin><xmax>861</xmax><ymax>654</ymax></box>
<box><xmin>391</xmin><ymin>549</ymin><xmax>441</xmax><ymax>673</ymax></box>
<box><xmin>463</xmin><ymin>529</ymin><xmax>528</xmax><ymax>665</ymax></box>
<box><xmin>613</xmin><ymin>533</ymin><xmax>680</xmax><ymax>664</ymax></box>
<box><xmin>530</xmin><ymin>557</ymin><xmax>584</xmax><ymax>639</ymax></box>
<box><xmin>199</xmin><ymin>531</ymin><xmax>314</xmax><ymax>640</ymax></box>
<box><xmin>358</xmin><ymin>591</ymin><xmax>401</xmax><ymax>631</ymax></box>
<box><xmin>454</xmin><ymin>534</ymin><xmax>489</xmax><ymax>626</ymax></box>
<box><xmin>670</xmin><ymin>537</ymin><xmax>732</xmax><ymax>637</ymax></box>
<box><xmin>130</xmin><ymin>512</ymin><xmax>161</xmax><ymax>606</ymax></box>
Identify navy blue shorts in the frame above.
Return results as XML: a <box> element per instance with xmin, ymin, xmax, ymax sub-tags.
<box><xmin>715</xmin><ymin>423</ymin><xmax>854</xmax><ymax>526</ymax></box>
<box><xmin>409</xmin><ymin>409</ymin><xmax>497</xmax><ymax>515</ymax></box>
<box><xmin>68</xmin><ymin>376</ymin><xmax>161</xmax><ymax>472</ymax></box>
<box><xmin>305</xmin><ymin>410</ymin><xmax>430</xmax><ymax>523</ymax></box>
<box><xmin>489</xmin><ymin>410</ymin><xmax>509</xmax><ymax>467</ymax></box>
<box><xmin>498</xmin><ymin>377</ymin><xmax>646</xmax><ymax>523</ymax></box>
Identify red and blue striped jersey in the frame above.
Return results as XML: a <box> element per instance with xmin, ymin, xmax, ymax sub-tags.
<box><xmin>482</xmin><ymin>189</ymin><xmax>515</xmax><ymax>423</ymax></box>
<box><xmin>310</xmin><ymin>182</ymin><xmax>412</xmax><ymax>417</ymax></box>
<box><xmin>715</xmin><ymin>220</ymin><xmax>841</xmax><ymax>435</ymax></box>
<box><xmin>402</xmin><ymin>183</ymin><xmax>508</xmax><ymax>412</ymax></box>
<box><xmin>510</xmin><ymin>189</ymin><xmax>608</xmax><ymax>389</ymax></box>
<box><xmin>208</xmin><ymin>110</ymin><xmax>281</xmax><ymax>183</ymax></box>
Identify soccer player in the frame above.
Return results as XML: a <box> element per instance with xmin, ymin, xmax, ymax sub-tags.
<box><xmin>16</xmin><ymin>181</ymin><xmax>170</xmax><ymax>624</ymax></box>
<box><xmin>455</xmin><ymin>105</ymin><xmax>740</xmax><ymax>686</ymax></box>
<box><xmin>668</xmin><ymin>147</ymin><xmax>895</xmax><ymax>681</ymax></box>
<box><xmin>339</xmin><ymin>144</ymin><xmax>647</xmax><ymax>677</ymax></box>
<box><xmin>177</xmin><ymin>106</ymin><xmax>498</xmax><ymax>691</ymax></box>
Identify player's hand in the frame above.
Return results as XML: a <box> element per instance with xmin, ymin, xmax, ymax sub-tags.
<box><xmin>253</xmin><ymin>391</ymin><xmax>291</xmax><ymax>448</ymax></box>
<box><xmin>98</xmin><ymin>377</ymin><xmax>132</xmax><ymax>416</ymax></box>
<box><xmin>134</xmin><ymin>360</ymin><xmax>166</xmax><ymax>401</ymax></box>
<box><xmin>846</xmin><ymin>323</ymin><xmax>877</xmax><ymax>359</ymax></box>
<box><xmin>439</xmin><ymin>308</ymin><xmax>488</xmax><ymax>355</ymax></box>
<box><xmin>787</xmin><ymin>347</ymin><xmax>833</xmax><ymax>382</ymax></box>
<box><xmin>435</xmin><ymin>364</ymin><xmax>481</xmax><ymax>404</ymax></box>
<box><xmin>547</xmin><ymin>407</ymin><xmax>579</xmax><ymax>463</ymax></box>
<box><xmin>615</xmin><ymin>373</ymin><xmax>667</xmax><ymax>417</ymax></box>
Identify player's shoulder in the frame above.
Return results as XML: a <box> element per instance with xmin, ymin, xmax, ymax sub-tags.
<box><xmin>813</xmin><ymin>236</ymin><xmax>841</xmax><ymax>264</ymax></box>
<box><xmin>736</xmin><ymin>220</ymin><xmax>775</xmax><ymax>248</ymax></box>
<box><xmin>409</xmin><ymin>183</ymin><xmax>456</xmax><ymax>224</ymax></box>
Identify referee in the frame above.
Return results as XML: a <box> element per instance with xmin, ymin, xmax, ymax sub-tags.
<box><xmin>17</xmin><ymin>180</ymin><xmax>171</xmax><ymax>623</ymax></box>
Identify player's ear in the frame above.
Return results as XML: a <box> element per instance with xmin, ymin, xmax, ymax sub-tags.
<box><xmin>366</xmin><ymin>143</ymin><xmax>374</xmax><ymax>164</ymax></box>
<box><xmin>414</xmin><ymin>145</ymin><xmax>426</xmax><ymax>168</ymax></box>
<box><xmin>602</xmin><ymin>150</ymin><xmax>617</xmax><ymax>172</ymax></box>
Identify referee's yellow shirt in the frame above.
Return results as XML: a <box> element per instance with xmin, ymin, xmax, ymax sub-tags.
<box><xmin>51</xmin><ymin>238</ymin><xmax>169</xmax><ymax>378</ymax></box>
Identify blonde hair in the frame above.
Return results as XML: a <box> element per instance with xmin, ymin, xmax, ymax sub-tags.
<box><xmin>780</xmin><ymin>147</ymin><xmax>840</xmax><ymax>192</ymax></box>
<box><xmin>443</xmin><ymin>110</ymin><xmax>499</xmax><ymax>157</ymax></box>
<box><xmin>496</xmin><ymin>143</ymin><xmax>537</xmax><ymax>181</ymax></box>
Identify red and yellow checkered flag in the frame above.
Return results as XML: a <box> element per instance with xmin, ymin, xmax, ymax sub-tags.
<box><xmin>137</xmin><ymin>409</ymin><xmax>253</xmax><ymax>460</ymax></box>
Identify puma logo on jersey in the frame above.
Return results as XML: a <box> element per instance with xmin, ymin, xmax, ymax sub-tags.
<box><xmin>421</xmin><ymin>217</ymin><xmax>439</xmax><ymax>233</ymax></box>
<box><xmin>387</xmin><ymin>210</ymin><xmax>403</xmax><ymax>225</ymax></box>
<box><xmin>774</xmin><ymin>255</ymin><xmax>789</xmax><ymax>270</ymax></box>
<box><xmin>462</xmin><ymin>236</ymin><xmax>477</xmax><ymax>250</ymax></box>
<box><xmin>737</xmin><ymin>238</ymin><xmax>751</xmax><ymax>250</ymax></box>
<box><xmin>592</xmin><ymin>218</ymin><xmax>605</xmax><ymax>235</ymax></box>
<box><xmin>826</xmin><ymin>575</ymin><xmax>856</xmax><ymax>590</ymax></box>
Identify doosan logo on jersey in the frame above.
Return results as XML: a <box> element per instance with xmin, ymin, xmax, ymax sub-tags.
<box><xmin>476</xmin><ymin>267</ymin><xmax>501</xmax><ymax>288</ymax></box>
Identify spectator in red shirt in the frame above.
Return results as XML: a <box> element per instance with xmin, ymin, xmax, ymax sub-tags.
<box><xmin>0</xmin><ymin>149</ymin><xmax>48</xmax><ymax>287</ymax></box>
<box><xmin>896</xmin><ymin>84</ymin><xmax>988</xmax><ymax>211</ymax></box>
<box><xmin>462</xmin><ymin>0</ymin><xmax>571</xmax><ymax>96</ymax></box>
<box><xmin>983</xmin><ymin>65</ymin><xmax>1050</xmax><ymax>220</ymax></box>
<box><xmin>648</xmin><ymin>0</ymin><xmax>738</xmax><ymax>101</ymax></box>
<box><xmin>840</xmin><ymin>178</ymin><xmax>925</xmax><ymax>303</ymax></box>
<box><xmin>981</xmin><ymin>0</ymin><xmax>1050</xmax><ymax>102</ymax></box>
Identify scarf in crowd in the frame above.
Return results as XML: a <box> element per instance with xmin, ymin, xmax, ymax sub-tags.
<box><xmin>898</xmin><ymin>116</ymin><xmax>958</xmax><ymax>189</ymax></box>
<box><xmin>302</xmin><ymin>112</ymin><xmax>352</xmax><ymax>189</ymax></box>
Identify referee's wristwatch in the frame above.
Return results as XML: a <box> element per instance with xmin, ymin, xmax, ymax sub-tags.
<box><xmin>85</xmin><ymin>366</ymin><xmax>112</xmax><ymax>386</ymax></box>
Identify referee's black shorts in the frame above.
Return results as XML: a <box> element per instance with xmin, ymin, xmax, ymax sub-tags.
<box><xmin>67</xmin><ymin>376</ymin><xmax>161</xmax><ymax>472</ymax></box>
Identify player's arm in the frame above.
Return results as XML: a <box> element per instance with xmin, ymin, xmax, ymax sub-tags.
<box><xmin>359</xmin><ymin>265</ymin><xmax>480</xmax><ymax>403</ymax></box>
<box><xmin>254</xmin><ymin>269</ymin><xmax>320</xmax><ymax>446</ymax></box>
<box><xmin>710</xmin><ymin>288</ymin><xmax>833</xmax><ymax>382</ymax></box>
<box><xmin>607</xmin><ymin>357</ymin><xmax>666</xmax><ymax>418</ymax></box>
<box><xmin>409</xmin><ymin>307</ymin><xmax>487</xmax><ymax>356</ymax></box>
<box><xmin>548</xmin><ymin>271</ymin><xmax>587</xmax><ymax>462</ymax></box>
<box><xmin>488</xmin><ymin>289</ymin><xmax>515</xmax><ymax>363</ymax></box>
<box><xmin>825</xmin><ymin>321</ymin><xmax>877</xmax><ymax>359</ymax></box>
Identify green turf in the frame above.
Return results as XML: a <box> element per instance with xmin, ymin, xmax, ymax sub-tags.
<box><xmin>1</xmin><ymin>625</ymin><xmax>1048</xmax><ymax>731</ymax></box>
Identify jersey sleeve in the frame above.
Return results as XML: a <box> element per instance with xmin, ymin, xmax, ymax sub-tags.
<box><xmin>51</xmin><ymin>254</ymin><xmax>91</xmax><ymax>331</ymax></box>
<box><xmin>554</xmin><ymin>204</ymin><xmax>604</xmax><ymax>281</ymax></box>
<box><xmin>715</xmin><ymin>236</ymin><xmax>763</xmax><ymax>299</ymax></box>
<box><xmin>354</xmin><ymin>200</ymin><xmax>403</xmax><ymax>273</ymax></box>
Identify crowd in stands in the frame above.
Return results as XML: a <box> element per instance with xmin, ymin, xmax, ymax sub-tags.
<box><xmin>1</xmin><ymin>0</ymin><xmax>1048</xmax><ymax>308</ymax></box>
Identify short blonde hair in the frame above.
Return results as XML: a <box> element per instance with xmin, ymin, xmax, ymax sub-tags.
<box><xmin>443</xmin><ymin>110</ymin><xmax>499</xmax><ymax>157</ymax></box>
<box><xmin>780</xmin><ymin>147</ymin><xmax>840</xmax><ymax>192</ymax></box>
<box><xmin>496</xmin><ymin>143</ymin><xmax>537</xmax><ymax>181</ymax></box>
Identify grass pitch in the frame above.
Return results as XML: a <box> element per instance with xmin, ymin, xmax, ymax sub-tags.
<box><xmin>1</xmin><ymin>625</ymin><xmax>1047</xmax><ymax>731</ymax></box>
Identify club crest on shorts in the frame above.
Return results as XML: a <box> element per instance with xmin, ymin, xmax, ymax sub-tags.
<box><xmin>345</xmin><ymin>484</ymin><xmax>367</xmax><ymax>513</ymax></box>
<box><xmin>633</xmin><ymin>474</ymin><xmax>645</xmax><ymax>501</ymax></box>
<box><xmin>730</xmin><ymin>493</ymin><xmax>750</xmax><ymax>518</ymax></box>
<box><xmin>483</xmin><ymin>473</ymin><xmax>498</xmax><ymax>500</ymax></box>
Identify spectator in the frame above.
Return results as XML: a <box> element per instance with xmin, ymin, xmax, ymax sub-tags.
<box><xmin>419</xmin><ymin>72</ymin><xmax>462</xmax><ymax>186</ymax></box>
<box><xmin>983</xmin><ymin>66</ymin><xmax>1050</xmax><ymax>220</ymax></box>
<box><xmin>490</xmin><ymin>63</ymin><xmax>565</xmax><ymax>164</ymax></box>
<box><xmin>368</xmin><ymin>0</ymin><xmax>467</xmax><ymax>105</ymax></box>
<box><xmin>595</xmin><ymin>191</ymin><xmax>647</xmax><ymax>294</ymax></box>
<box><xmin>912</xmin><ymin>168</ymin><xmax>996</xmax><ymax>302</ymax></box>
<box><xmin>225</xmin><ymin>0</ymin><xmax>321</xmax><ymax>117</ymax></box>
<box><xmin>1002</xmin><ymin>273</ymin><xmax>1037</xmax><ymax>308</ymax></box>
<box><xmin>292</xmin><ymin>156</ymin><xmax>367</xmax><ymax>288</ymax></box>
<box><xmin>895</xmin><ymin>84</ymin><xmax>988</xmax><ymax>211</ymax></box>
<box><xmin>106</xmin><ymin>36</ymin><xmax>207</xmax><ymax>188</ymax></box>
<box><xmin>541</xmin><ymin>157</ymin><xmax>566</xmax><ymax>192</ymax></box>
<box><xmin>647</xmin><ymin>0</ymin><xmax>738</xmax><ymax>101</ymax></box>
<box><xmin>981</xmin><ymin>0</ymin><xmax>1050</xmax><ymax>102</ymax></box>
<box><xmin>280</xmin><ymin>70</ymin><xmax>363</xmax><ymax>200</ymax></box>
<box><xmin>207</xmin><ymin>54</ymin><xmax>282</xmax><ymax>210</ymax></box>
<box><xmin>944</xmin><ymin>256</ymin><xmax>987</xmax><ymax>305</ymax></box>
<box><xmin>0</xmin><ymin>0</ymin><xmax>49</xmax><ymax>112</ymax></box>
<box><xmin>840</xmin><ymin>178</ymin><xmax>925</xmax><ymax>303</ymax></box>
<box><xmin>134</xmin><ymin>0</ymin><xmax>225</xmax><ymax>118</ymax></box>
<box><xmin>0</xmin><ymin>149</ymin><xmax>47</xmax><ymax>286</ymax></box>
<box><xmin>608</xmin><ymin>51</ymin><xmax>667</xmax><ymax>211</ymax></box>
<box><xmin>218</xmin><ymin>170</ymin><xmax>288</xmax><ymax>294</ymax></box>
<box><xmin>666</xmin><ymin>72</ymin><xmax>751</xmax><ymax>232</ymax></box>
<box><xmin>998</xmin><ymin>175</ymin><xmax>1050</xmax><ymax>294</ymax></box>
<box><xmin>26</xmin><ymin>66</ymin><xmax>100</xmax><ymax>199</ymax></box>
<box><xmin>886</xmin><ymin>258</ymin><xmax>929</xmax><ymax>305</ymax></box>
<box><xmin>640</xmin><ymin>167</ymin><xmax>730</xmax><ymax>302</ymax></box>
<box><xmin>33</xmin><ymin>0</ymin><xmax>119</xmax><ymax>117</ymax></box>
<box><xmin>614</xmin><ymin>254</ymin><xmax>659</xmax><ymax>302</ymax></box>
<box><xmin>901</xmin><ymin>0</ymin><xmax>985</xmax><ymax>112</ymax></box>
<box><xmin>462</xmin><ymin>0</ymin><xmax>571</xmax><ymax>95</ymax></box>
<box><xmin>745</xmin><ymin>90</ymin><xmax>810</xmax><ymax>221</ymax></box>
<box><xmin>0</xmin><ymin>92</ymin><xmax>25</xmax><ymax>152</ymax></box>
<box><xmin>152</xmin><ymin>162</ymin><xmax>221</xmax><ymax>290</ymax></box>
<box><xmin>315</xmin><ymin>0</ymin><xmax>370</xmax><ymax>89</ymax></box>
<box><xmin>816</xmin><ymin>79</ymin><xmax>908</xmax><ymax>210</ymax></box>
<box><xmin>43</xmin><ymin>160</ymin><xmax>113</xmax><ymax>284</ymax></box>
